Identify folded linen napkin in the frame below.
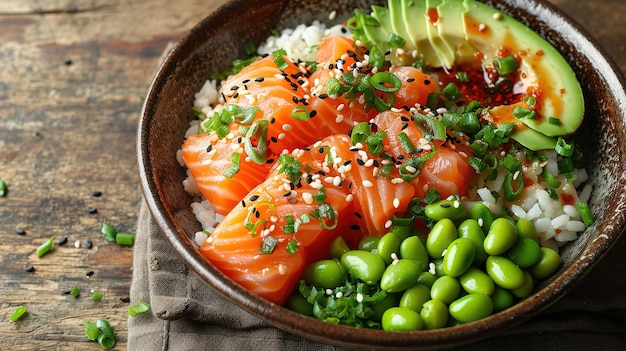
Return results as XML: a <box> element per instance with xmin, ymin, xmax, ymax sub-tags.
<box><xmin>128</xmin><ymin>199</ymin><xmax>626</xmax><ymax>351</ymax></box>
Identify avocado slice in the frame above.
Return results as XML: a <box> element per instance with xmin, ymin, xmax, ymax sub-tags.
<box><xmin>400</xmin><ymin>0</ymin><xmax>440</xmax><ymax>66</ymax></box>
<box><xmin>436</xmin><ymin>0</ymin><xmax>478</xmax><ymax>66</ymax></box>
<box><xmin>389</xmin><ymin>0</ymin><xmax>418</xmax><ymax>52</ymax></box>
<box><xmin>424</xmin><ymin>0</ymin><xmax>456</xmax><ymax>68</ymax></box>
<box><xmin>462</xmin><ymin>0</ymin><xmax>584</xmax><ymax>138</ymax></box>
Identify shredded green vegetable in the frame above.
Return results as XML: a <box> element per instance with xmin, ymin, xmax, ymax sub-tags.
<box><xmin>37</xmin><ymin>237</ymin><xmax>55</xmax><ymax>258</ymax></box>
<box><xmin>9</xmin><ymin>306</ymin><xmax>27</xmax><ymax>322</ymax></box>
<box><xmin>128</xmin><ymin>300</ymin><xmax>151</xmax><ymax>316</ymax></box>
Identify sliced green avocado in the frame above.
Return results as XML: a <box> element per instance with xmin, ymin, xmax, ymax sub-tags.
<box><xmin>436</xmin><ymin>0</ymin><xmax>478</xmax><ymax>65</ymax></box>
<box><xmin>424</xmin><ymin>0</ymin><xmax>456</xmax><ymax>68</ymax></box>
<box><xmin>388</xmin><ymin>0</ymin><xmax>418</xmax><ymax>52</ymax></box>
<box><xmin>461</xmin><ymin>0</ymin><xmax>584</xmax><ymax>139</ymax></box>
<box><xmin>400</xmin><ymin>0</ymin><xmax>440</xmax><ymax>66</ymax></box>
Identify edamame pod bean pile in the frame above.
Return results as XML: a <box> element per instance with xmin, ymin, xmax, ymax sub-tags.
<box><xmin>289</xmin><ymin>199</ymin><xmax>563</xmax><ymax>331</ymax></box>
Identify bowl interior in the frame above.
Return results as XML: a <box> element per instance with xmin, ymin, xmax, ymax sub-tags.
<box><xmin>138</xmin><ymin>0</ymin><xmax>626</xmax><ymax>349</ymax></box>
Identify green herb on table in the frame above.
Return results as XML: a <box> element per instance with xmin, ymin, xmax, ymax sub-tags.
<box><xmin>0</xmin><ymin>179</ymin><xmax>7</xmax><ymax>196</ymax></box>
<box><xmin>84</xmin><ymin>319</ymin><xmax>116</xmax><ymax>349</ymax></box>
<box><xmin>128</xmin><ymin>300</ymin><xmax>151</xmax><ymax>316</ymax></box>
<box><xmin>69</xmin><ymin>286</ymin><xmax>80</xmax><ymax>298</ymax></box>
<box><xmin>91</xmin><ymin>291</ymin><xmax>103</xmax><ymax>301</ymax></box>
<box><xmin>37</xmin><ymin>237</ymin><xmax>55</xmax><ymax>258</ymax></box>
<box><xmin>100</xmin><ymin>222</ymin><xmax>117</xmax><ymax>242</ymax></box>
<box><xmin>9</xmin><ymin>305</ymin><xmax>27</xmax><ymax>322</ymax></box>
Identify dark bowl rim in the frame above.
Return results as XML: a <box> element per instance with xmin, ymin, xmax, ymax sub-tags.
<box><xmin>137</xmin><ymin>0</ymin><xmax>626</xmax><ymax>349</ymax></box>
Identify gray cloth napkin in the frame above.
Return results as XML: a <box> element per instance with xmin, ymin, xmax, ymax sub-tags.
<box><xmin>128</xmin><ymin>199</ymin><xmax>626</xmax><ymax>350</ymax></box>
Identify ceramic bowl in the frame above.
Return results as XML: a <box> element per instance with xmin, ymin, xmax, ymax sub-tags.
<box><xmin>138</xmin><ymin>0</ymin><xmax>626</xmax><ymax>349</ymax></box>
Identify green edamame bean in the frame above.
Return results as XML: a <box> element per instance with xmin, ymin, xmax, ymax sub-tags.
<box><xmin>470</xmin><ymin>202</ymin><xmax>495</xmax><ymax>233</ymax></box>
<box><xmin>511</xmin><ymin>271</ymin><xmax>534</xmax><ymax>299</ymax></box>
<box><xmin>340</xmin><ymin>250</ymin><xmax>385</xmax><ymax>285</ymax></box>
<box><xmin>329</xmin><ymin>236</ymin><xmax>350</xmax><ymax>259</ymax></box>
<box><xmin>424</xmin><ymin>198</ymin><xmax>469</xmax><ymax>221</ymax></box>
<box><xmin>426</xmin><ymin>218</ymin><xmax>458</xmax><ymax>258</ymax></box>
<box><xmin>448</xmin><ymin>293</ymin><xmax>494</xmax><ymax>323</ymax></box>
<box><xmin>516</xmin><ymin>218</ymin><xmax>539</xmax><ymax>242</ymax></box>
<box><xmin>399</xmin><ymin>236</ymin><xmax>429</xmax><ymax>272</ymax></box>
<box><xmin>382</xmin><ymin>307</ymin><xmax>424</xmax><ymax>331</ymax></box>
<box><xmin>400</xmin><ymin>284</ymin><xmax>431</xmax><ymax>313</ymax></box>
<box><xmin>302</xmin><ymin>259</ymin><xmax>346</xmax><ymax>289</ymax></box>
<box><xmin>430</xmin><ymin>276</ymin><xmax>461</xmax><ymax>304</ymax></box>
<box><xmin>459</xmin><ymin>267</ymin><xmax>495</xmax><ymax>296</ymax></box>
<box><xmin>381</xmin><ymin>259</ymin><xmax>422</xmax><ymax>293</ymax></box>
<box><xmin>443</xmin><ymin>238</ymin><xmax>476</xmax><ymax>277</ymax></box>
<box><xmin>457</xmin><ymin>218</ymin><xmax>488</xmax><ymax>264</ymax></box>
<box><xmin>286</xmin><ymin>294</ymin><xmax>313</xmax><ymax>316</ymax></box>
<box><xmin>485</xmin><ymin>256</ymin><xmax>525</xmax><ymax>290</ymax></box>
<box><xmin>432</xmin><ymin>258</ymin><xmax>446</xmax><ymax>277</ymax></box>
<box><xmin>420</xmin><ymin>299</ymin><xmax>448</xmax><ymax>330</ymax></box>
<box><xmin>484</xmin><ymin>218</ymin><xmax>517</xmax><ymax>256</ymax></box>
<box><xmin>358</xmin><ymin>236</ymin><xmax>381</xmax><ymax>253</ymax></box>
<box><xmin>417</xmin><ymin>272</ymin><xmax>437</xmax><ymax>288</ymax></box>
<box><xmin>529</xmin><ymin>247</ymin><xmax>561</xmax><ymax>279</ymax></box>
<box><xmin>491</xmin><ymin>286</ymin><xmax>514</xmax><ymax>312</ymax></box>
<box><xmin>506</xmin><ymin>237</ymin><xmax>541</xmax><ymax>268</ymax></box>
<box><xmin>371</xmin><ymin>293</ymin><xmax>400</xmax><ymax>322</ymax></box>
<box><xmin>389</xmin><ymin>218</ymin><xmax>415</xmax><ymax>241</ymax></box>
<box><xmin>377</xmin><ymin>232</ymin><xmax>402</xmax><ymax>265</ymax></box>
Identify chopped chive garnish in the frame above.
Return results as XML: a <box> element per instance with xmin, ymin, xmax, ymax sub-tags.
<box><xmin>96</xmin><ymin>319</ymin><xmax>116</xmax><ymax>349</ymax></box>
<box><xmin>291</xmin><ymin>106</ymin><xmax>310</xmax><ymax>121</ymax></box>
<box><xmin>396</xmin><ymin>132</ymin><xmax>415</xmax><ymax>153</ymax></box>
<box><xmin>386</xmin><ymin>33</ymin><xmax>405</xmax><ymax>48</ymax></box>
<box><xmin>277</xmin><ymin>154</ymin><xmax>302</xmax><ymax>184</ymax></box>
<box><xmin>9</xmin><ymin>306</ymin><xmax>27</xmax><ymax>322</ymax></box>
<box><xmin>555</xmin><ymin>137</ymin><xmax>574</xmax><ymax>157</ymax></box>
<box><xmin>37</xmin><ymin>237</ymin><xmax>54</xmax><ymax>258</ymax></box>
<box><xmin>115</xmin><ymin>233</ymin><xmax>135</xmax><ymax>246</ymax></box>
<box><xmin>370</xmin><ymin>72</ymin><xmax>402</xmax><ymax>93</ymax></box>
<box><xmin>91</xmin><ymin>291</ymin><xmax>103</xmax><ymax>301</ymax></box>
<box><xmin>0</xmin><ymin>179</ymin><xmax>7</xmax><ymax>196</ymax></box>
<box><xmin>503</xmin><ymin>172</ymin><xmax>524</xmax><ymax>201</ymax></box>
<box><xmin>493</xmin><ymin>55</ymin><xmax>519</xmax><ymax>75</ymax></box>
<box><xmin>84</xmin><ymin>321</ymin><xmax>99</xmax><ymax>341</ymax></box>
<box><xmin>128</xmin><ymin>300</ymin><xmax>151</xmax><ymax>316</ymax></box>
<box><xmin>441</xmin><ymin>82</ymin><xmax>460</xmax><ymax>101</ymax></box>
<box><xmin>70</xmin><ymin>286</ymin><xmax>80</xmax><ymax>298</ymax></box>
<box><xmin>260</xmin><ymin>236</ymin><xmax>279</xmax><ymax>254</ymax></box>
<box><xmin>513</xmin><ymin>105</ymin><xmax>536</xmax><ymax>119</ymax></box>
<box><xmin>101</xmin><ymin>222</ymin><xmax>117</xmax><ymax>242</ymax></box>
<box><xmin>576</xmin><ymin>202</ymin><xmax>594</xmax><ymax>226</ymax></box>
<box><xmin>286</xmin><ymin>239</ymin><xmax>299</xmax><ymax>254</ymax></box>
<box><xmin>455</xmin><ymin>71</ymin><xmax>469</xmax><ymax>82</ymax></box>
<box><xmin>244</xmin><ymin>120</ymin><xmax>269</xmax><ymax>164</ymax></box>
<box><xmin>223</xmin><ymin>152</ymin><xmax>242</xmax><ymax>179</ymax></box>
<box><xmin>548</xmin><ymin>117</ymin><xmax>560</xmax><ymax>125</ymax></box>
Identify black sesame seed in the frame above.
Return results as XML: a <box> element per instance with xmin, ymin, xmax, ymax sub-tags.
<box><xmin>354</xmin><ymin>211</ymin><xmax>362</xmax><ymax>219</ymax></box>
<box><xmin>341</xmin><ymin>27</ymin><xmax>348</xmax><ymax>34</ymax></box>
<box><xmin>230</xmin><ymin>85</ymin><xmax>239</xmax><ymax>91</ymax></box>
<box><xmin>88</xmin><ymin>207</ymin><xmax>98</xmax><ymax>214</ymax></box>
<box><xmin>424</xmin><ymin>79</ymin><xmax>431</xmax><ymax>85</ymax></box>
<box><xmin>440</xmin><ymin>203</ymin><xmax>451</xmax><ymax>208</ymax></box>
<box><xmin>25</xmin><ymin>266</ymin><xmax>35</xmax><ymax>273</ymax></box>
<box><xmin>282</xmin><ymin>191</ymin><xmax>291</xmax><ymax>197</ymax></box>
<box><xmin>319</xmin><ymin>94</ymin><xmax>329</xmax><ymax>99</ymax></box>
<box><xmin>397</xmin><ymin>155</ymin><xmax>405</xmax><ymax>160</ymax></box>
<box><xmin>120</xmin><ymin>296</ymin><xmax>131</xmax><ymax>303</ymax></box>
<box><xmin>92</xmin><ymin>191</ymin><xmax>102</xmax><ymax>197</ymax></box>
<box><xmin>401</xmin><ymin>123</ymin><xmax>409</xmax><ymax>130</ymax></box>
<box><xmin>292</xmin><ymin>96</ymin><xmax>299</xmax><ymax>104</ymax></box>
<box><xmin>309</xmin><ymin>110</ymin><xmax>317</xmax><ymax>118</ymax></box>
<box><xmin>318</xmin><ymin>170</ymin><xmax>326</xmax><ymax>176</ymax></box>
<box><xmin>232</xmin><ymin>93</ymin><xmax>239</xmax><ymax>99</ymax></box>
<box><xmin>16</xmin><ymin>228</ymin><xmax>26</xmax><ymax>235</ymax></box>
<box><xmin>400</xmin><ymin>116</ymin><xmax>409</xmax><ymax>122</ymax></box>
<box><xmin>350</xmin><ymin>224</ymin><xmax>361</xmax><ymax>231</ymax></box>
<box><xmin>270</xmin><ymin>117</ymin><xmax>276</xmax><ymax>124</ymax></box>
<box><xmin>343</xmin><ymin>160</ymin><xmax>352</xmax><ymax>166</ymax></box>
<box><xmin>356</xmin><ymin>159</ymin><xmax>365</xmax><ymax>166</ymax></box>
<box><xmin>328</xmin><ymin>63</ymin><xmax>334</xmax><ymax>70</ymax></box>
<box><xmin>86</xmin><ymin>271</ymin><xmax>95</xmax><ymax>277</ymax></box>
<box><xmin>65</xmin><ymin>59</ymin><xmax>73</xmax><ymax>66</ymax></box>
<box><xmin>270</xmin><ymin>136</ymin><xmax>278</xmax><ymax>143</ymax></box>
<box><xmin>58</xmin><ymin>237</ymin><xmax>68</xmax><ymax>246</ymax></box>
<box><xmin>249</xmin><ymin>195</ymin><xmax>260</xmax><ymax>202</ymax></box>
<box><xmin>265</xmin><ymin>158</ymin><xmax>275</xmax><ymax>164</ymax></box>
<box><xmin>206</xmin><ymin>144</ymin><xmax>213</xmax><ymax>153</ymax></box>
<box><xmin>241</xmin><ymin>200</ymin><xmax>246</xmax><ymax>207</ymax></box>
<box><xmin>255</xmin><ymin>77</ymin><xmax>265</xmax><ymax>82</ymax></box>
<box><xmin>407</xmin><ymin>78</ymin><xmax>415</xmax><ymax>82</ymax></box>
<box><xmin>347</xmin><ymin>50</ymin><xmax>356</xmax><ymax>58</ymax></box>
<box><xmin>86</xmin><ymin>239</ymin><xmax>93</xmax><ymax>249</ymax></box>
<box><xmin>242</xmin><ymin>79</ymin><xmax>250</xmax><ymax>84</ymax></box>
<box><xmin>347</xmin><ymin>181</ymin><xmax>353</xmax><ymax>190</ymax></box>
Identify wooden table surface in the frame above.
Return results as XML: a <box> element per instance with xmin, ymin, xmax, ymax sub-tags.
<box><xmin>0</xmin><ymin>0</ymin><xmax>624</xmax><ymax>350</ymax></box>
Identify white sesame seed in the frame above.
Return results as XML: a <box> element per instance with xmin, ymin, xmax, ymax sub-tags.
<box><xmin>384</xmin><ymin>219</ymin><xmax>393</xmax><ymax>228</ymax></box>
<box><xmin>453</xmin><ymin>201</ymin><xmax>460</xmax><ymax>208</ymax></box>
<box><xmin>405</xmin><ymin>165</ymin><xmax>417</xmax><ymax>173</ymax></box>
<box><xmin>393</xmin><ymin>198</ymin><xmax>400</xmax><ymax>209</ymax></box>
<box><xmin>302</xmin><ymin>192</ymin><xmax>314</xmax><ymax>205</ymax></box>
<box><xmin>326</xmin><ymin>288</ymin><xmax>334</xmax><ymax>295</ymax></box>
<box><xmin>493</xmin><ymin>12</ymin><xmax>502</xmax><ymax>20</ymax></box>
<box><xmin>337</xmin><ymin>103</ymin><xmax>345</xmax><ymax>111</ymax></box>
<box><xmin>278</xmin><ymin>133</ymin><xmax>286</xmax><ymax>140</ymax></box>
<box><xmin>278</xmin><ymin>264</ymin><xmax>287</xmax><ymax>275</ymax></box>
<box><xmin>335</xmin><ymin>291</ymin><xmax>343</xmax><ymax>298</ymax></box>
<box><xmin>345</xmin><ymin>194</ymin><xmax>353</xmax><ymax>202</ymax></box>
<box><xmin>335</xmin><ymin>115</ymin><xmax>344</xmax><ymax>123</ymax></box>
<box><xmin>362</xmin><ymin>180</ymin><xmax>374</xmax><ymax>188</ymax></box>
<box><xmin>282</xmin><ymin>124</ymin><xmax>293</xmax><ymax>131</ymax></box>
<box><xmin>356</xmin><ymin>293</ymin><xmax>364</xmax><ymax>303</ymax></box>
<box><xmin>333</xmin><ymin>176</ymin><xmax>342</xmax><ymax>187</ymax></box>
<box><xmin>478</xmin><ymin>218</ymin><xmax>484</xmax><ymax>227</ymax></box>
<box><xmin>329</xmin><ymin>10</ymin><xmax>337</xmax><ymax>20</ymax></box>
<box><xmin>513</xmin><ymin>170</ymin><xmax>521</xmax><ymax>180</ymax></box>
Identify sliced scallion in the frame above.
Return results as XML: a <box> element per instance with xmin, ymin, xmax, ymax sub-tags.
<box><xmin>503</xmin><ymin>172</ymin><xmax>524</xmax><ymax>201</ymax></box>
<box><xmin>115</xmin><ymin>233</ymin><xmax>135</xmax><ymax>246</ymax></box>
<box><xmin>493</xmin><ymin>55</ymin><xmax>519</xmax><ymax>75</ymax></box>
<box><xmin>286</xmin><ymin>240</ymin><xmax>299</xmax><ymax>254</ymax></box>
<box><xmin>413</xmin><ymin>114</ymin><xmax>446</xmax><ymax>140</ymax></box>
<box><xmin>96</xmin><ymin>319</ymin><xmax>116</xmax><ymax>349</ymax></box>
<box><xmin>91</xmin><ymin>291</ymin><xmax>103</xmax><ymax>301</ymax></box>
<box><xmin>222</xmin><ymin>152</ymin><xmax>242</xmax><ymax>178</ymax></box>
<box><xmin>100</xmin><ymin>222</ymin><xmax>117</xmax><ymax>242</ymax></box>
<box><xmin>128</xmin><ymin>300</ymin><xmax>151</xmax><ymax>316</ymax></box>
<box><xmin>84</xmin><ymin>321</ymin><xmax>99</xmax><ymax>340</ymax></box>
<box><xmin>70</xmin><ymin>286</ymin><xmax>80</xmax><ymax>298</ymax></box>
<box><xmin>9</xmin><ymin>306</ymin><xmax>27</xmax><ymax>322</ymax></box>
<box><xmin>0</xmin><ymin>179</ymin><xmax>6</xmax><ymax>196</ymax></box>
<box><xmin>441</xmin><ymin>82</ymin><xmax>460</xmax><ymax>101</ymax></box>
<box><xmin>396</xmin><ymin>132</ymin><xmax>415</xmax><ymax>153</ymax></box>
<box><xmin>386</xmin><ymin>33</ymin><xmax>405</xmax><ymax>48</ymax></box>
<box><xmin>555</xmin><ymin>137</ymin><xmax>574</xmax><ymax>157</ymax></box>
<box><xmin>512</xmin><ymin>105</ymin><xmax>536</xmax><ymax>119</ymax></box>
<box><xmin>548</xmin><ymin>117</ymin><xmax>560</xmax><ymax>125</ymax></box>
<box><xmin>290</xmin><ymin>106</ymin><xmax>310</xmax><ymax>121</ymax></box>
<box><xmin>576</xmin><ymin>202</ymin><xmax>594</xmax><ymax>226</ymax></box>
<box><xmin>371</xmin><ymin>72</ymin><xmax>402</xmax><ymax>93</ymax></box>
<box><xmin>260</xmin><ymin>236</ymin><xmax>279</xmax><ymax>254</ymax></box>
<box><xmin>37</xmin><ymin>237</ymin><xmax>54</xmax><ymax>258</ymax></box>
<box><xmin>244</xmin><ymin>120</ymin><xmax>269</xmax><ymax>164</ymax></box>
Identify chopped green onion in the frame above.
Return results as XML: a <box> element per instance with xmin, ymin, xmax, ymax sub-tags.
<box><xmin>557</xmin><ymin>158</ymin><xmax>575</xmax><ymax>174</ymax></box>
<box><xmin>222</xmin><ymin>152</ymin><xmax>241</xmax><ymax>178</ymax></box>
<box><xmin>9</xmin><ymin>306</ymin><xmax>27</xmax><ymax>322</ymax></box>
<box><xmin>128</xmin><ymin>300</ymin><xmax>151</xmax><ymax>316</ymax></box>
<box><xmin>228</xmin><ymin>105</ymin><xmax>259</xmax><ymax>125</ymax></box>
<box><xmin>273</xmin><ymin>53</ymin><xmax>290</xmax><ymax>71</ymax></box>
<box><xmin>260</xmin><ymin>236</ymin><xmax>279</xmax><ymax>254</ymax></box>
<box><xmin>576</xmin><ymin>202</ymin><xmax>594</xmax><ymax>226</ymax></box>
<box><xmin>386</xmin><ymin>33</ymin><xmax>405</xmax><ymax>48</ymax></box>
<box><xmin>37</xmin><ymin>237</ymin><xmax>54</xmax><ymax>258</ymax></box>
<box><xmin>546</xmin><ymin>187</ymin><xmax>559</xmax><ymax>200</ymax></box>
<box><xmin>512</xmin><ymin>105</ymin><xmax>536</xmax><ymax>119</ymax></box>
<box><xmin>191</xmin><ymin>106</ymin><xmax>204</xmax><ymax>118</ymax></box>
<box><xmin>310</xmin><ymin>203</ymin><xmax>338</xmax><ymax>230</ymax></box>
<box><xmin>455</xmin><ymin>71</ymin><xmax>469</xmax><ymax>82</ymax></box>
<box><xmin>244</xmin><ymin>42</ymin><xmax>257</xmax><ymax>56</ymax></box>
<box><xmin>493</xmin><ymin>55</ymin><xmax>519</xmax><ymax>75</ymax></box>
<box><xmin>482</xmin><ymin>154</ymin><xmax>498</xmax><ymax>180</ymax></box>
<box><xmin>468</xmin><ymin>156</ymin><xmax>486</xmax><ymax>173</ymax></box>
<box><xmin>459</xmin><ymin>112</ymin><xmax>480</xmax><ymax>133</ymax></box>
<box><xmin>311</xmin><ymin>187</ymin><xmax>327</xmax><ymax>205</ymax></box>
<box><xmin>426</xmin><ymin>92</ymin><xmax>440</xmax><ymax>109</ymax></box>
<box><xmin>548</xmin><ymin>117</ymin><xmax>560</xmax><ymax>125</ymax></box>
<box><xmin>441</xmin><ymin>82</ymin><xmax>460</xmax><ymax>101</ymax></box>
<box><xmin>286</xmin><ymin>240</ymin><xmax>299</xmax><ymax>254</ymax></box>
<box><xmin>523</xmin><ymin>95</ymin><xmax>537</xmax><ymax>107</ymax></box>
<box><xmin>470</xmin><ymin>141</ymin><xmax>488</xmax><ymax>157</ymax></box>
<box><xmin>294</xmin><ymin>213</ymin><xmax>311</xmax><ymax>233</ymax></box>
<box><xmin>413</xmin><ymin>114</ymin><xmax>446</xmax><ymax>140</ymax></box>
<box><xmin>500</xmin><ymin>154</ymin><xmax>522</xmax><ymax>173</ymax></box>
<box><xmin>70</xmin><ymin>286</ymin><xmax>80</xmax><ymax>298</ymax></box>
<box><xmin>277</xmin><ymin>154</ymin><xmax>303</xmax><ymax>184</ymax></box>
<box><xmin>503</xmin><ymin>172</ymin><xmax>524</xmax><ymax>201</ymax></box>
<box><xmin>542</xmin><ymin>169</ymin><xmax>562</xmax><ymax>188</ymax></box>
<box><xmin>0</xmin><ymin>179</ymin><xmax>6</xmax><ymax>196</ymax></box>
<box><xmin>284</xmin><ymin>215</ymin><xmax>296</xmax><ymax>234</ymax></box>
<box><xmin>84</xmin><ymin>321</ymin><xmax>99</xmax><ymax>341</ymax></box>
<box><xmin>325</xmin><ymin>77</ymin><xmax>342</xmax><ymax>97</ymax></box>
<box><xmin>115</xmin><ymin>233</ymin><xmax>135</xmax><ymax>246</ymax></box>
<box><xmin>244</xmin><ymin>120</ymin><xmax>269</xmax><ymax>164</ymax></box>
<box><xmin>101</xmin><ymin>222</ymin><xmax>117</xmax><ymax>242</ymax></box>
<box><xmin>396</xmin><ymin>132</ymin><xmax>415</xmax><ymax>153</ymax></box>
<box><xmin>365</xmin><ymin>130</ymin><xmax>387</xmax><ymax>155</ymax></box>
<box><xmin>91</xmin><ymin>291</ymin><xmax>103</xmax><ymax>301</ymax></box>
<box><xmin>290</xmin><ymin>106</ymin><xmax>310</xmax><ymax>121</ymax></box>
<box><xmin>555</xmin><ymin>137</ymin><xmax>575</xmax><ymax>157</ymax></box>
<box><xmin>465</xmin><ymin>100</ymin><xmax>482</xmax><ymax>112</ymax></box>
<box><xmin>351</xmin><ymin>122</ymin><xmax>370</xmax><ymax>144</ymax></box>
<box><xmin>371</xmin><ymin>72</ymin><xmax>402</xmax><ymax>93</ymax></box>
<box><xmin>96</xmin><ymin>319</ymin><xmax>116</xmax><ymax>349</ymax></box>
<box><xmin>368</xmin><ymin>45</ymin><xmax>385</xmax><ymax>71</ymax></box>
